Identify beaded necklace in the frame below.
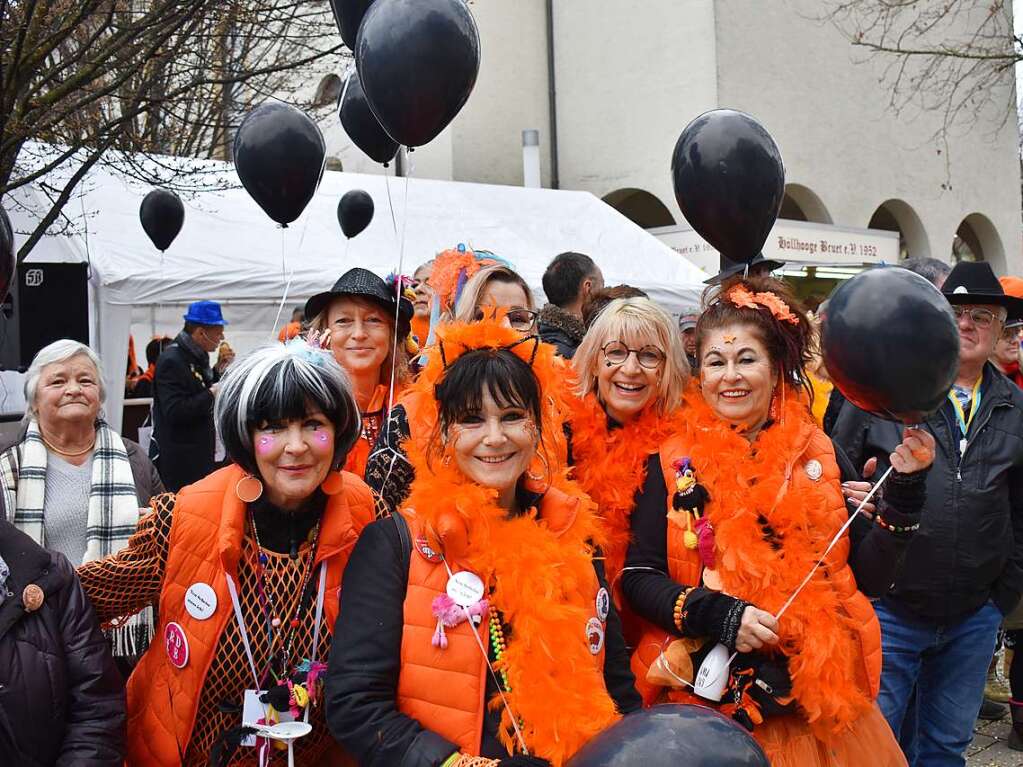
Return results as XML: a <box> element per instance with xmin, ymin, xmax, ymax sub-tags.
<box><xmin>249</xmin><ymin>511</ymin><xmax>322</xmax><ymax>682</ymax></box>
<box><xmin>488</xmin><ymin>609</ymin><xmax>510</xmax><ymax>692</ymax></box>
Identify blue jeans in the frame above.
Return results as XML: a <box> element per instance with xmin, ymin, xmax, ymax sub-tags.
<box><xmin>876</xmin><ymin>599</ymin><xmax>1003</xmax><ymax>767</ymax></box>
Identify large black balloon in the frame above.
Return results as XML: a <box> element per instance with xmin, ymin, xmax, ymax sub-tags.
<box><xmin>139</xmin><ymin>189</ymin><xmax>185</xmax><ymax>252</ymax></box>
<box><xmin>233</xmin><ymin>102</ymin><xmax>325</xmax><ymax>226</ymax></box>
<box><xmin>822</xmin><ymin>267</ymin><xmax>959</xmax><ymax>423</ymax></box>
<box><xmin>338</xmin><ymin>190</ymin><xmax>374</xmax><ymax>239</ymax></box>
<box><xmin>671</xmin><ymin>110</ymin><xmax>785</xmax><ymax>265</ymax></box>
<box><xmin>339</xmin><ymin>71</ymin><xmax>399</xmax><ymax>165</ymax></box>
<box><xmin>568</xmin><ymin>705</ymin><xmax>769</xmax><ymax>767</ymax></box>
<box><xmin>328</xmin><ymin>0</ymin><xmax>375</xmax><ymax>50</ymax></box>
<box><xmin>0</xmin><ymin>206</ymin><xmax>15</xmax><ymax>301</ymax></box>
<box><xmin>356</xmin><ymin>0</ymin><xmax>480</xmax><ymax>148</ymax></box>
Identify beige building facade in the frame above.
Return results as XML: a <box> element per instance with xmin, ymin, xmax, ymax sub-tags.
<box><xmin>315</xmin><ymin>1</ymin><xmax>1022</xmax><ymax>275</ymax></box>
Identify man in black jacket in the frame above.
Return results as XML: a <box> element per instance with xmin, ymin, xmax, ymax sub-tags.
<box><xmin>831</xmin><ymin>262</ymin><xmax>1023</xmax><ymax>767</ymax></box>
<box><xmin>0</xmin><ymin>519</ymin><xmax>124</xmax><ymax>765</ymax></box>
<box><xmin>537</xmin><ymin>251</ymin><xmax>603</xmax><ymax>358</ymax></box>
<box><xmin>150</xmin><ymin>300</ymin><xmax>227</xmax><ymax>491</ymax></box>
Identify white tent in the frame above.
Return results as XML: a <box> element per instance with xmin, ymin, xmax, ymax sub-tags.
<box><xmin>8</xmin><ymin>148</ymin><xmax>707</xmax><ymax>432</ymax></box>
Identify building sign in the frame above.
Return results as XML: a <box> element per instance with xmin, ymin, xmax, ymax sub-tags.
<box><xmin>649</xmin><ymin>219</ymin><xmax>900</xmax><ymax>274</ymax></box>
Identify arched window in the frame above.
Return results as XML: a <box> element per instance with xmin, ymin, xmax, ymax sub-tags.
<box><xmin>953</xmin><ymin>213</ymin><xmax>1005</xmax><ymax>271</ymax></box>
<box><xmin>779</xmin><ymin>184</ymin><xmax>832</xmax><ymax>224</ymax></box>
<box><xmin>601</xmin><ymin>188</ymin><xmax>676</xmax><ymax>228</ymax></box>
<box><xmin>867</xmin><ymin>199</ymin><xmax>930</xmax><ymax>261</ymax></box>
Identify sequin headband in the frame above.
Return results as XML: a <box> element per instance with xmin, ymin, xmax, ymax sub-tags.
<box><xmin>727</xmin><ymin>285</ymin><xmax>799</xmax><ymax>325</ymax></box>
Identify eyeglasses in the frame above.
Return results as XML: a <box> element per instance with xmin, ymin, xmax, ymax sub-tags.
<box><xmin>952</xmin><ymin>306</ymin><xmax>1001</xmax><ymax>329</ymax></box>
<box><xmin>601</xmin><ymin>341</ymin><xmax>666</xmax><ymax>369</ymax></box>
<box><xmin>474</xmin><ymin>307</ymin><xmax>538</xmax><ymax>332</ymax></box>
<box><xmin>1000</xmin><ymin>325</ymin><xmax>1022</xmax><ymax>341</ymax></box>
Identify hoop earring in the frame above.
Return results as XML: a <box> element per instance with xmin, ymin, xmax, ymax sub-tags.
<box><xmin>320</xmin><ymin>471</ymin><xmax>344</xmax><ymax>496</ymax></box>
<box><xmin>235</xmin><ymin>474</ymin><xmax>263</xmax><ymax>503</ymax></box>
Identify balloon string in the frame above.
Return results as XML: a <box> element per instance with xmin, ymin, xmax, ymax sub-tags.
<box><xmin>774</xmin><ymin>464</ymin><xmax>894</xmax><ymax>620</ymax></box>
<box><xmin>650</xmin><ymin>465</ymin><xmax>894</xmax><ymax>701</ymax></box>
<box><xmin>383</xmin><ymin>157</ymin><xmax>412</xmax><ymax>449</ymax></box>
<box><xmin>441</xmin><ymin>558</ymin><xmax>529</xmax><ymax>755</ymax></box>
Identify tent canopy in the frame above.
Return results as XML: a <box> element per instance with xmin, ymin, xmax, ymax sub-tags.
<box><xmin>8</xmin><ymin>145</ymin><xmax>707</xmax><ymax>431</ymax></box>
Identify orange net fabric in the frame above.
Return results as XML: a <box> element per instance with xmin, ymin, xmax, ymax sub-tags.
<box><xmin>78</xmin><ymin>494</ymin><xmax>336</xmax><ymax>766</ymax></box>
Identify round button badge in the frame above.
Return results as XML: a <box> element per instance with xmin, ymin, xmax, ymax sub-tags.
<box><xmin>164</xmin><ymin>622</ymin><xmax>189</xmax><ymax>669</ymax></box>
<box><xmin>184</xmin><ymin>582</ymin><xmax>218</xmax><ymax>621</ymax></box>
<box><xmin>595</xmin><ymin>587</ymin><xmax>610</xmax><ymax>622</ymax></box>
<box><xmin>586</xmin><ymin>617</ymin><xmax>605</xmax><ymax>655</ymax></box>
<box><xmin>446</xmin><ymin>570</ymin><xmax>485</xmax><ymax>608</ymax></box>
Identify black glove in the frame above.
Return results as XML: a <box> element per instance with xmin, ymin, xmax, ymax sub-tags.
<box><xmin>677</xmin><ymin>588</ymin><xmax>750</xmax><ymax>649</ymax></box>
<box><xmin>500</xmin><ymin>757</ymin><xmax>552</xmax><ymax>767</ymax></box>
<box><xmin>877</xmin><ymin>467</ymin><xmax>926</xmax><ymax>527</ymax></box>
<box><xmin>727</xmin><ymin>653</ymin><xmax>796</xmax><ymax>731</ymax></box>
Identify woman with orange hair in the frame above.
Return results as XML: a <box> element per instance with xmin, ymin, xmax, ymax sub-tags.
<box><xmin>325</xmin><ymin>319</ymin><xmax>640</xmax><ymax>767</ymax></box>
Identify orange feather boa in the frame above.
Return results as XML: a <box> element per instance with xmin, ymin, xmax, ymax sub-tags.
<box><xmin>680</xmin><ymin>389</ymin><xmax>872</xmax><ymax>738</ymax></box>
<box><xmin>403</xmin><ymin>443</ymin><xmax>620</xmax><ymax>765</ymax></box>
<box><xmin>569</xmin><ymin>392</ymin><xmax>685</xmax><ymax>589</ymax></box>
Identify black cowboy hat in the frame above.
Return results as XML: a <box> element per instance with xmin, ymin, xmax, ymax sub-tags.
<box><xmin>304</xmin><ymin>267</ymin><xmax>414</xmax><ymax>333</ymax></box>
<box><xmin>704</xmin><ymin>253</ymin><xmax>786</xmax><ymax>286</ymax></box>
<box><xmin>942</xmin><ymin>261</ymin><xmax>1023</xmax><ymax>321</ymax></box>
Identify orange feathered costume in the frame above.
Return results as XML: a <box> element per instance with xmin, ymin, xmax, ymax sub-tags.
<box><xmin>631</xmin><ymin>389</ymin><xmax>905</xmax><ymax>767</ymax></box>
<box><xmin>395</xmin><ymin>320</ymin><xmax>623</xmax><ymax>764</ymax></box>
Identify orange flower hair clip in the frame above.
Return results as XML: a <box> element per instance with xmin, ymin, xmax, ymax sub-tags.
<box><xmin>727</xmin><ymin>285</ymin><xmax>799</xmax><ymax>325</ymax></box>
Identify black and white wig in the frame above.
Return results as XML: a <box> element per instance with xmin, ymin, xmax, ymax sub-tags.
<box><xmin>215</xmin><ymin>341</ymin><xmax>361</xmax><ymax>476</ymax></box>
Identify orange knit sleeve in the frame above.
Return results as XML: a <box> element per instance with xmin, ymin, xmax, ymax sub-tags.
<box><xmin>77</xmin><ymin>493</ymin><xmax>174</xmax><ymax>625</ymax></box>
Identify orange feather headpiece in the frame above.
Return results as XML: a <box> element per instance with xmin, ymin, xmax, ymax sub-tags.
<box><xmin>728</xmin><ymin>285</ymin><xmax>799</xmax><ymax>325</ymax></box>
<box><xmin>427</xmin><ymin>246</ymin><xmax>501</xmax><ymax>311</ymax></box>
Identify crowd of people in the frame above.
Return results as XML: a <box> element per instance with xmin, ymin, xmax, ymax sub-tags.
<box><xmin>2</xmin><ymin>245</ymin><xmax>1022</xmax><ymax>767</ymax></box>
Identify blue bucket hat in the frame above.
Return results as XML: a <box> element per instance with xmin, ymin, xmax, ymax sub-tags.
<box><xmin>183</xmin><ymin>300</ymin><xmax>228</xmax><ymax>326</ymax></box>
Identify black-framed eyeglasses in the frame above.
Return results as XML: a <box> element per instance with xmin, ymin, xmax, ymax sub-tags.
<box><xmin>474</xmin><ymin>307</ymin><xmax>538</xmax><ymax>332</ymax></box>
<box><xmin>952</xmin><ymin>305</ymin><xmax>1000</xmax><ymax>329</ymax></box>
<box><xmin>601</xmin><ymin>341</ymin><xmax>665</xmax><ymax>369</ymax></box>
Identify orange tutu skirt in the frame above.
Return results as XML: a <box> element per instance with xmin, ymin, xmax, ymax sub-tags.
<box><xmin>753</xmin><ymin>704</ymin><xmax>906</xmax><ymax>767</ymax></box>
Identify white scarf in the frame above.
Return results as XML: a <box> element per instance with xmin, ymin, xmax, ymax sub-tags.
<box><xmin>0</xmin><ymin>419</ymin><xmax>153</xmax><ymax>655</ymax></box>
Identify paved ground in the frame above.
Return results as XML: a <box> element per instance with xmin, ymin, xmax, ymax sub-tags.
<box><xmin>968</xmin><ymin>716</ymin><xmax>1023</xmax><ymax>766</ymax></box>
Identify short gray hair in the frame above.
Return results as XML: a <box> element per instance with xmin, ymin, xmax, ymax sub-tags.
<box><xmin>24</xmin><ymin>340</ymin><xmax>106</xmax><ymax>419</ymax></box>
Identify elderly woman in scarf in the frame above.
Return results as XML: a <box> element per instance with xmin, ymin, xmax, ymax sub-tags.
<box><xmin>0</xmin><ymin>339</ymin><xmax>163</xmax><ymax>669</ymax></box>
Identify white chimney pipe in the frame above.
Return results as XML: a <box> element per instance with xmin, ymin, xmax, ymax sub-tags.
<box><xmin>522</xmin><ymin>129</ymin><xmax>541</xmax><ymax>188</ymax></box>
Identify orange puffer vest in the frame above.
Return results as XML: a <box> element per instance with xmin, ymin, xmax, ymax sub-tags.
<box><xmin>395</xmin><ymin>487</ymin><xmax>607</xmax><ymax>756</ymax></box>
<box><xmin>125</xmin><ymin>465</ymin><xmax>376</xmax><ymax>766</ymax></box>
<box><xmin>631</xmin><ymin>425</ymin><xmax>882</xmax><ymax>706</ymax></box>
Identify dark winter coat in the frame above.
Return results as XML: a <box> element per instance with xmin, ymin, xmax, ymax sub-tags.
<box><xmin>537</xmin><ymin>304</ymin><xmax>586</xmax><ymax>359</ymax></box>
<box><xmin>831</xmin><ymin>362</ymin><xmax>1023</xmax><ymax>624</ymax></box>
<box><xmin>150</xmin><ymin>332</ymin><xmax>216</xmax><ymax>491</ymax></box>
<box><xmin>0</xmin><ymin>520</ymin><xmax>125</xmax><ymax>765</ymax></box>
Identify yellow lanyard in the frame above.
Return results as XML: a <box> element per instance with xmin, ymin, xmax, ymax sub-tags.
<box><xmin>948</xmin><ymin>376</ymin><xmax>983</xmax><ymax>440</ymax></box>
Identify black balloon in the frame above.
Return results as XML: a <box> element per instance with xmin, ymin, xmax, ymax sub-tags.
<box><xmin>0</xmin><ymin>206</ymin><xmax>15</xmax><ymax>301</ymax></box>
<box><xmin>328</xmin><ymin>0</ymin><xmax>375</xmax><ymax>50</ymax></box>
<box><xmin>568</xmin><ymin>705</ymin><xmax>769</xmax><ymax>767</ymax></box>
<box><xmin>356</xmin><ymin>0</ymin><xmax>480</xmax><ymax>148</ymax></box>
<box><xmin>339</xmin><ymin>70</ymin><xmax>399</xmax><ymax>165</ymax></box>
<box><xmin>822</xmin><ymin>267</ymin><xmax>959</xmax><ymax>423</ymax></box>
<box><xmin>338</xmin><ymin>190</ymin><xmax>374</xmax><ymax>239</ymax></box>
<box><xmin>671</xmin><ymin>110</ymin><xmax>785</xmax><ymax>265</ymax></box>
<box><xmin>234</xmin><ymin>102</ymin><xmax>325</xmax><ymax>226</ymax></box>
<box><xmin>139</xmin><ymin>189</ymin><xmax>185</xmax><ymax>252</ymax></box>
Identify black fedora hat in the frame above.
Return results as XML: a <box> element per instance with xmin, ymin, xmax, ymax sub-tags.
<box><xmin>704</xmin><ymin>253</ymin><xmax>785</xmax><ymax>286</ymax></box>
<box><xmin>304</xmin><ymin>267</ymin><xmax>414</xmax><ymax>332</ymax></box>
<box><xmin>942</xmin><ymin>261</ymin><xmax>1023</xmax><ymax>321</ymax></box>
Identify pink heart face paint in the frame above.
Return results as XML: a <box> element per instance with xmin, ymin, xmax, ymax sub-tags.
<box><xmin>312</xmin><ymin>429</ymin><xmax>331</xmax><ymax>452</ymax></box>
<box><xmin>256</xmin><ymin>435</ymin><xmax>275</xmax><ymax>455</ymax></box>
